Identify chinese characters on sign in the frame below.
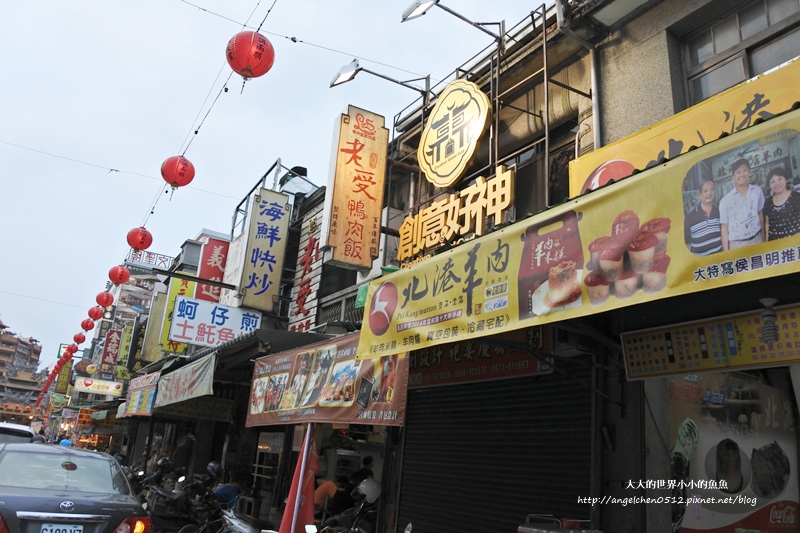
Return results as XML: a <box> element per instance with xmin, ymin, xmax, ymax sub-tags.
<box><xmin>168</xmin><ymin>295</ymin><xmax>262</xmax><ymax>349</ymax></box>
<box><xmin>196</xmin><ymin>237</ymin><xmax>230</xmax><ymax>302</ymax></box>
<box><xmin>623</xmin><ymin>305</ymin><xmax>800</xmax><ymax>379</ymax></box>
<box><xmin>397</xmin><ymin>165</ymin><xmax>514</xmax><ymax>262</ymax></box>
<box><xmin>357</xmin><ymin>110</ymin><xmax>800</xmax><ymax>360</ymax></box>
<box><xmin>325</xmin><ymin>106</ymin><xmax>389</xmax><ymax>270</ymax></box>
<box><xmin>289</xmin><ymin>210</ymin><xmax>323</xmax><ymax>333</ymax></box>
<box><xmin>241</xmin><ymin>188</ymin><xmax>290</xmax><ymax>312</ymax></box>
<box><xmin>126</xmin><ymin>249</ymin><xmax>174</xmax><ymax>270</ymax></box>
<box><xmin>160</xmin><ymin>275</ymin><xmax>196</xmax><ymax>354</ymax></box>
<box><xmin>100</xmin><ymin>329</ymin><xmax>122</xmax><ymax>378</ymax></box>
<box><xmin>418</xmin><ymin>79</ymin><xmax>491</xmax><ymax>188</ymax></box>
<box><xmin>570</xmin><ymin>58</ymin><xmax>800</xmax><ymax>196</ymax></box>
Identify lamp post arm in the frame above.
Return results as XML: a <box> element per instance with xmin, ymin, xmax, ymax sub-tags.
<box><xmin>435</xmin><ymin>2</ymin><xmax>504</xmax><ymax>46</ymax></box>
<box><xmin>360</xmin><ymin>67</ymin><xmax>431</xmax><ymax>104</ymax></box>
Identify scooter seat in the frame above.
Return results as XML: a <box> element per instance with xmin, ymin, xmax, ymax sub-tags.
<box><xmin>238</xmin><ymin>514</ymin><xmax>274</xmax><ymax>531</ymax></box>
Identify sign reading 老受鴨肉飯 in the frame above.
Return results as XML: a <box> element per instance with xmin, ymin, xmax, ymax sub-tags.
<box><xmin>569</xmin><ymin>58</ymin><xmax>800</xmax><ymax>197</ymax></box>
<box><xmin>324</xmin><ymin>106</ymin><xmax>389</xmax><ymax>270</ymax></box>
<box><xmin>357</xmin><ymin>109</ymin><xmax>800</xmax><ymax>359</ymax></box>
<box><xmin>418</xmin><ymin>79</ymin><xmax>491</xmax><ymax>189</ymax></box>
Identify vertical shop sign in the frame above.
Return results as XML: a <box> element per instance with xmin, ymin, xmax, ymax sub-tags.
<box><xmin>240</xmin><ymin>188</ymin><xmax>291</xmax><ymax>312</ymax></box>
<box><xmin>160</xmin><ymin>275</ymin><xmax>196</xmax><ymax>354</ymax></box>
<box><xmin>289</xmin><ymin>209</ymin><xmax>323</xmax><ymax>332</ymax></box>
<box><xmin>100</xmin><ymin>329</ymin><xmax>122</xmax><ymax>378</ymax></box>
<box><xmin>196</xmin><ymin>237</ymin><xmax>230</xmax><ymax>302</ymax></box>
<box><xmin>54</xmin><ymin>360</ymin><xmax>73</xmax><ymax>395</ymax></box>
<box><xmin>325</xmin><ymin>106</ymin><xmax>389</xmax><ymax>270</ymax></box>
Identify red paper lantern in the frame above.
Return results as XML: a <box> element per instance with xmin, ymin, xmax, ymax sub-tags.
<box><xmin>64</xmin><ymin>352</ymin><xmax>73</xmax><ymax>361</ymax></box>
<box><xmin>88</xmin><ymin>306</ymin><xmax>104</xmax><ymax>320</ymax></box>
<box><xmin>14</xmin><ymin>405</ymin><xmax>20</xmax><ymax>411</ymax></box>
<box><xmin>127</xmin><ymin>226</ymin><xmax>153</xmax><ymax>251</ymax></box>
<box><xmin>109</xmin><ymin>265</ymin><xmax>131</xmax><ymax>285</ymax></box>
<box><xmin>24</xmin><ymin>406</ymin><xmax>30</xmax><ymax>412</ymax></box>
<box><xmin>2</xmin><ymin>403</ymin><xmax>8</xmax><ymax>409</ymax></box>
<box><xmin>36</xmin><ymin>407</ymin><xmax>42</xmax><ymax>412</ymax></box>
<box><xmin>74</xmin><ymin>332</ymin><xmax>86</xmax><ymax>344</ymax></box>
<box><xmin>97</xmin><ymin>291</ymin><xmax>114</xmax><ymax>307</ymax></box>
<box><xmin>69</xmin><ymin>343</ymin><xmax>79</xmax><ymax>353</ymax></box>
<box><xmin>161</xmin><ymin>156</ymin><xmax>195</xmax><ymax>188</ymax></box>
<box><xmin>81</xmin><ymin>319</ymin><xmax>95</xmax><ymax>331</ymax></box>
<box><xmin>225</xmin><ymin>31</ymin><xmax>275</xmax><ymax>79</ymax></box>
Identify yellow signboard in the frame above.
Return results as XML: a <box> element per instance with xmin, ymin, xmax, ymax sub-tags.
<box><xmin>326</xmin><ymin>106</ymin><xmax>389</xmax><ymax>270</ymax></box>
<box><xmin>397</xmin><ymin>165</ymin><xmax>514</xmax><ymax>262</ymax></box>
<box><xmin>623</xmin><ymin>305</ymin><xmax>800</xmax><ymax>379</ymax></box>
<box><xmin>418</xmin><ymin>80</ymin><xmax>491</xmax><ymax>188</ymax></box>
<box><xmin>569</xmin><ymin>59</ymin><xmax>800</xmax><ymax>197</ymax></box>
<box><xmin>160</xmin><ymin>275</ymin><xmax>195</xmax><ymax>354</ymax></box>
<box><xmin>357</xmin><ymin>109</ymin><xmax>800</xmax><ymax>359</ymax></box>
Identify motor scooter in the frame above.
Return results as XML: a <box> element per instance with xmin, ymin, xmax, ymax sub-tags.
<box><xmin>314</xmin><ymin>477</ymin><xmax>381</xmax><ymax>533</ymax></box>
<box><xmin>175</xmin><ymin>461</ymin><xmax>275</xmax><ymax>533</ymax></box>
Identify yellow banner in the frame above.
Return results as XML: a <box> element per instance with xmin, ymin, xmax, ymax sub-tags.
<box><xmin>569</xmin><ymin>59</ymin><xmax>800</xmax><ymax>197</ymax></box>
<box><xmin>357</xmin><ymin>109</ymin><xmax>800</xmax><ymax>359</ymax></box>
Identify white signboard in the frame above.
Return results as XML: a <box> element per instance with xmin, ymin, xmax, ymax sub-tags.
<box><xmin>154</xmin><ymin>354</ymin><xmax>216</xmax><ymax>408</ymax></box>
<box><xmin>73</xmin><ymin>377</ymin><xmax>124</xmax><ymax>397</ymax></box>
<box><xmin>168</xmin><ymin>295</ymin><xmax>262</xmax><ymax>349</ymax></box>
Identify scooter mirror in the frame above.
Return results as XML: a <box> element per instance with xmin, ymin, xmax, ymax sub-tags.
<box><xmin>404</xmin><ymin>523</ymin><xmax>413</xmax><ymax>533</ymax></box>
<box><xmin>304</xmin><ymin>526</ymin><xmax>317</xmax><ymax>533</ymax></box>
<box><xmin>137</xmin><ymin>471</ymin><xmax>144</xmax><ymax>477</ymax></box>
<box><xmin>178</xmin><ymin>475</ymin><xmax>186</xmax><ymax>483</ymax></box>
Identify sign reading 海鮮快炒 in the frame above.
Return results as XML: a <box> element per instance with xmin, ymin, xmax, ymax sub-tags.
<box><xmin>418</xmin><ymin>79</ymin><xmax>491</xmax><ymax>189</ymax></box>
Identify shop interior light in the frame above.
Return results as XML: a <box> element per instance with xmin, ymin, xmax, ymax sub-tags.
<box><xmin>330</xmin><ymin>59</ymin><xmax>432</xmax><ymax>105</ymax></box>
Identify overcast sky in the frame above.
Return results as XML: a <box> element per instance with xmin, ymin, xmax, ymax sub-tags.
<box><xmin>0</xmin><ymin>1</ymin><xmax>540</xmax><ymax>370</ymax></box>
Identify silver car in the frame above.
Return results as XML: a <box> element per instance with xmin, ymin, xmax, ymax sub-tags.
<box><xmin>0</xmin><ymin>422</ymin><xmax>37</xmax><ymax>443</ymax></box>
<box><xmin>0</xmin><ymin>443</ymin><xmax>150</xmax><ymax>533</ymax></box>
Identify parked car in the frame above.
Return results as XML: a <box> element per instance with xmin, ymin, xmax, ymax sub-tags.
<box><xmin>0</xmin><ymin>422</ymin><xmax>36</xmax><ymax>443</ymax></box>
<box><xmin>0</xmin><ymin>443</ymin><xmax>151</xmax><ymax>533</ymax></box>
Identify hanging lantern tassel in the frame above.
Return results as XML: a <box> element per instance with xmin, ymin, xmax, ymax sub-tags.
<box><xmin>226</xmin><ymin>31</ymin><xmax>275</xmax><ymax>82</ymax></box>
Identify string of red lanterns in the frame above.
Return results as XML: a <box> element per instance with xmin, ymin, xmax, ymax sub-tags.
<box><xmin>41</xmin><ymin>25</ymin><xmax>280</xmax><ymax>409</ymax></box>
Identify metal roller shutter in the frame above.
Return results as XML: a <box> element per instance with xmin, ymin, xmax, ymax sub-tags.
<box><xmin>396</xmin><ymin>357</ymin><xmax>594</xmax><ymax>533</ymax></box>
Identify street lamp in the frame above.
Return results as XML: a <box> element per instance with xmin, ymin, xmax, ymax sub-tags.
<box><xmin>401</xmin><ymin>0</ymin><xmax>505</xmax><ymax>52</ymax></box>
<box><xmin>330</xmin><ymin>59</ymin><xmax>432</xmax><ymax>106</ymax></box>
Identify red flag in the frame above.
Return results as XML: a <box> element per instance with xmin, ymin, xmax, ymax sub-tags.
<box><xmin>280</xmin><ymin>427</ymin><xmax>318</xmax><ymax>533</ymax></box>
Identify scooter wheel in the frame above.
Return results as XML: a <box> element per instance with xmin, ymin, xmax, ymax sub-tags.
<box><xmin>177</xmin><ymin>525</ymin><xmax>199</xmax><ymax>533</ymax></box>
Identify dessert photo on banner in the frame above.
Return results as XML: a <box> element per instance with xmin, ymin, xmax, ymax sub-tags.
<box><xmin>582</xmin><ymin>209</ymin><xmax>672</xmax><ymax>305</ymax></box>
<box><xmin>518</xmin><ymin>210</ymin><xmax>585</xmax><ymax>318</ymax></box>
<box><xmin>682</xmin><ymin>131</ymin><xmax>800</xmax><ymax>255</ymax></box>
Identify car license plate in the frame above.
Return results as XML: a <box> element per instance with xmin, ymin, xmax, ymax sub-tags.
<box><xmin>41</xmin><ymin>525</ymin><xmax>83</xmax><ymax>533</ymax></box>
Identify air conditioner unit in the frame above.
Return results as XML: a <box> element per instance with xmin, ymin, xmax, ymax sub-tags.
<box><xmin>357</xmin><ymin>207</ymin><xmax>404</xmax><ymax>285</ymax></box>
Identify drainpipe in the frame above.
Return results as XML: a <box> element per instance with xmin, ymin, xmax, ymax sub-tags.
<box><xmin>556</xmin><ymin>0</ymin><xmax>601</xmax><ymax>150</ymax></box>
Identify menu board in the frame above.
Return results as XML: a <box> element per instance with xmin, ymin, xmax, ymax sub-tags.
<box><xmin>623</xmin><ymin>306</ymin><xmax>800</xmax><ymax>379</ymax></box>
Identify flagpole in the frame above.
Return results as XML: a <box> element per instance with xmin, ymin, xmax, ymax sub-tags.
<box><xmin>290</xmin><ymin>422</ymin><xmax>313</xmax><ymax>533</ymax></box>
